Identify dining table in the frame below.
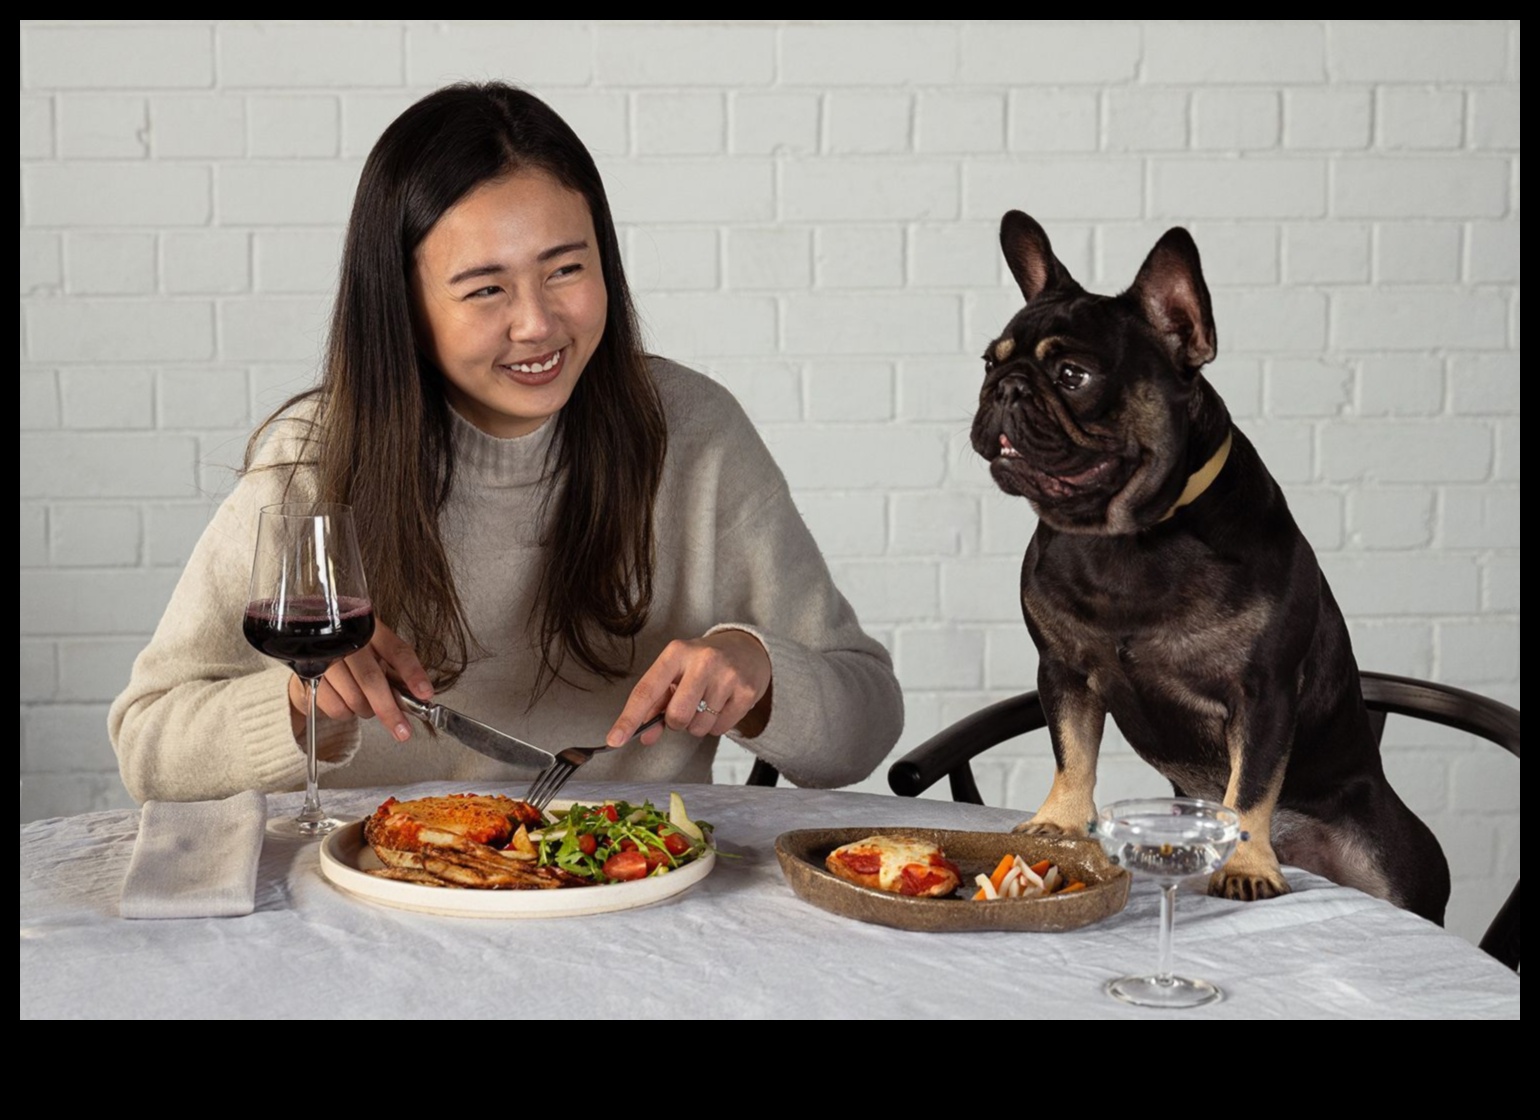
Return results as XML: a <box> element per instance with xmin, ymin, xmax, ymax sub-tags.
<box><xmin>21</xmin><ymin>780</ymin><xmax>1520</xmax><ymax>1019</ymax></box>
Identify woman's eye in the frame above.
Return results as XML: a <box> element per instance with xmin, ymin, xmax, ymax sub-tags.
<box><xmin>551</xmin><ymin>263</ymin><xmax>583</xmax><ymax>279</ymax></box>
<box><xmin>466</xmin><ymin>285</ymin><xmax>502</xmax><ymax>299</ymax></box>
<box><xmin>1056</xmin><ymin>362</ymin><xmax>1090</xmax><ymax>391</ymax></box>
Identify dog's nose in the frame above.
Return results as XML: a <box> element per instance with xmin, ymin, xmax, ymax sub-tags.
<box><xmin>994</xmin><ymin>374</ymin><xmax>1030</xmax><ymax>408</ymax></box>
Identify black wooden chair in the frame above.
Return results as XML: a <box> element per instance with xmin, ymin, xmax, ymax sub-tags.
<box><xmin>886</xmin><ymin>671</ymin><xmax>1520</xmax><ymax>971</ymax></box>
<box><xmin>746</xmin><ymin>759</ymin><xmax>780</xmax><ymax>787</ymax></box>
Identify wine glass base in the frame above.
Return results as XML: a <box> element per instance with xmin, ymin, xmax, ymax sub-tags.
<box><xmin>267</xmin><ymin>815</ymin><xmax>349</xmax><ymax>841</ymax></box>
<box><xmin>1105</xmin><ymin>974</ymin><xmax>1223</xmax><ymax>1009</ymax></box>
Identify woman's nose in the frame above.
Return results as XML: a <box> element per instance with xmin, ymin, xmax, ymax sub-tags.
<box><xmin>508</xmin><ymin>292</ymin><xmax>554</xmax><ymax>343</ymax></box>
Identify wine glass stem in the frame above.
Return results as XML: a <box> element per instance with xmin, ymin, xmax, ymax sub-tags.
<box><xmin>298</xmin><ymin>676</ymin><xmax>325</xmax><ymax>826</ymax></box>
<box><xmin>1156</xmin><ymin>882</ymin><xmax>1178</xmax><ymax>984</ymax></box>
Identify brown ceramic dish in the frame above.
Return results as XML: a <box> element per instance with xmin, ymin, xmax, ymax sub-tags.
<box><xmin>775</xmin><ymin>826</ymin><xmax>1130</xmax><ymax>933</ymax></box>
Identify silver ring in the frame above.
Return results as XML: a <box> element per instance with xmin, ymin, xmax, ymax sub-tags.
<box><xmin>696</xmin><ymin>699</ymin><xmax>720</xmax><ymax>716</ymax></box>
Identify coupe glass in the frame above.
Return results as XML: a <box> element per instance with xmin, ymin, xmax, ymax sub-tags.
<box><xmin>1094</xmin><ymin>797</ymin><xmax>1242</xmax><ymax>1008</ymax></box>
<box><xmin>244</xmin><ymin>502</ymin><xmax>374</xmax><ymax>839</ymax></box>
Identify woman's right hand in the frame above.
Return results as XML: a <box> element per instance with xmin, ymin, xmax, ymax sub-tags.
<box><xmin>286</xmin><ymin>618</ymin><xmax>434</xmax><ymax>743</ymax></box>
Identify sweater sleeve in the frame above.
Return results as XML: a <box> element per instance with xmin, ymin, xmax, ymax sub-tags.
<box><xmin>108</xmin><ymin>441</ymin><xmax>360</xmax><ymax>803</ymax></box>
<box><xmin>698</xmin><ymin>420</ymin><xmax>904</xmax><ymax>790</ymax></box>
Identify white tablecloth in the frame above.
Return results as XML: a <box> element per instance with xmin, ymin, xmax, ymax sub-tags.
<box><xmin>21</xmin><ymin>781</ymin><xmax>1519</xmax><ymax>1019</ymax></box>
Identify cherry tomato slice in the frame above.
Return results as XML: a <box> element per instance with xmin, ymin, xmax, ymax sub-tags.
<box><xmin>662</xmin><ymin>831</ymin><xmax>691</xmax><ymax>856</ymax></box>
<box><xmin>602</xmin><ymin>850</ymin><xmax>649</xmax><ymax>881</ymax></box>
<box><xmin>578</xmin><ymin>834</ymin><xmax>597</xmax><ymax>856</ymax></box>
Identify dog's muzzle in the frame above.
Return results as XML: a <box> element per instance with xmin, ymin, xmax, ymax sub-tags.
<box><xmin>993</xmin><ymin>372</ymin><xmax>1031</xmax><ymax>410</ymax></box>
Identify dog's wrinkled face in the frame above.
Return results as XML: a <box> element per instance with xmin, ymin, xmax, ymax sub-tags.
<box><xmin>972</xmin><ymin>211</ymin><xmax>1218</xmax><ymax>535</ymax></box>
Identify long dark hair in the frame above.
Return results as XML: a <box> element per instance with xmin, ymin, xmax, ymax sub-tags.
<box><xmin>249</xmin><ymin>82</ymin><xmax>668</xmax><ymax>695</ymax></box>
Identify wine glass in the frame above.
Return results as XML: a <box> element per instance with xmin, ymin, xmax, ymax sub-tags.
<box><xmin>1094</xmin><ymin>797</ymin><xmax>1243</xmax><ymax>1008</ymax></box>
<box><xmin>244</xmin><ymin>502</ymin><xmax>375</xmax><ymax>840</ymax></box>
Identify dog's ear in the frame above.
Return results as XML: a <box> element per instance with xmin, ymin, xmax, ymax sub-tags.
<box><xmin>1128</xmin><ymin>228</ymin><xmax>1217</xmax><ymax>374</ymax></box>
<box><xmin>1001</xmin><ymin>210</ymin><xmax>1074</xmax><ymax>305</ymax></box>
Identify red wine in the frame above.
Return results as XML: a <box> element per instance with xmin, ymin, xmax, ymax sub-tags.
<box><xmin>244</xmin><ymin>595</ymin><xmax>375</xmax><ymax>680</ymax></box>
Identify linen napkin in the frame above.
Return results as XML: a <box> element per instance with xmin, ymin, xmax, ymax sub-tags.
<box><xmin>119</xmin><ymin>790</ymin><xmax>267</xmax><ymax>919</ymax></box>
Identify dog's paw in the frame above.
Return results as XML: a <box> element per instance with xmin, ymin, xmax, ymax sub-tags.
<box><xmin>1208</xmin><ymin>867</ymin><xmax>1290</xmax><ymax>902</ymax></box>
<box><xmin>1011</xmin><ymin>817</ymin><xmax>1087</xmax><ymax>837</ymax></box>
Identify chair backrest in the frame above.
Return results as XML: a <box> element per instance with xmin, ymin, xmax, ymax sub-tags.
<box><xmin>886</xmin><ymin>690</ymin><xmax>1046</xmax><ymax>804</ymax></box>
<box><xmin>745</xmin><ymin>758</ymin><xmax>779</xmax><ymax>787</ymax></box>
<box><xmin>1358</xmin><ymin>672</ymin><xmax>1519</xmax><ymax>971</ymax></box>
<box><xmin>887</xmin><ymin>672</ymin><xmax>1519</xmax><ymax>971</ymax></box>
<box><xmin>1360</xmin><ymin>672</ymin><xmax>1520</xmax><ymax>753</ymax></box>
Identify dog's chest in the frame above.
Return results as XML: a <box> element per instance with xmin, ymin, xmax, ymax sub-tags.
<box><xmin>1022</xmin><ymin>532</ymin><xmax>1272</xmax><ymax>729</ymax></box>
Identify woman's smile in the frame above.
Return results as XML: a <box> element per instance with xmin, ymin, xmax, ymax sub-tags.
<box><xmin>412</xmin><ymin>171</ymin><xmax>608</xmax><ymax>439</ymax></box>
<box><xmin>502</xmin><ymin>349</ymin><xmax>564</xmax><ymax>378</ymax></box>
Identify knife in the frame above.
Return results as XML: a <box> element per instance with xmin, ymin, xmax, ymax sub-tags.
<box><xmin>392</xmin><ymin>688</ymin><xmax>556</xmax><ymax>773</ymax></box>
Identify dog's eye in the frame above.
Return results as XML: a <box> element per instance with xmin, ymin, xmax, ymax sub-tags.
<box><xmin>1056</xmin><ymin>362</ymin><xmax>1090</xmax><ymax>391</ymax></box>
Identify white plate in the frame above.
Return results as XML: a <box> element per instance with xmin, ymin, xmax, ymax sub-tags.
<box><xmin>318</xmin><ymin>804</ymin><xmax>716</xmax><ymax>919</ymax></box>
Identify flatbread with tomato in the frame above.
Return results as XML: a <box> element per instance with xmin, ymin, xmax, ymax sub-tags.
<box><xmin>824</xmin><ymin>834</ymin><xmax>962</xmax><ymax>898</ymax></box>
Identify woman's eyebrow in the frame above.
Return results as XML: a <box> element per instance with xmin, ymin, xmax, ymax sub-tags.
<box><xmin>537</xmin><ymin>239</ymin><xmax>589</xmax><ymax>261</ymax></box>
<box><xmin>446</xmin><ymin>240</ymin><xmax>590</xmax><ymax>285</ymax></box>
<box><xmin>447</xmin><ymin>263</ymin><xmax>505</xmax><ymax>285</ymax></box>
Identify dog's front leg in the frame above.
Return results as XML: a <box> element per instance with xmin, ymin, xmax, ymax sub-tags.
<box><xmin>1211</xmin><ymin>689</ymin><xmax>1292</xmax><ymax>900</ymax></box>
<box><xmin>1015</xmin><ymin>663</ymin><xmax>1105</xmax><ymax>837</ymax></box>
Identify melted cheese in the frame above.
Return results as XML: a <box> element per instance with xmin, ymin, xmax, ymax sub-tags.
<box><xmin>829</xmin><ymin>834</ymin><xmax>950</xmax><ymax>892</ymax></box>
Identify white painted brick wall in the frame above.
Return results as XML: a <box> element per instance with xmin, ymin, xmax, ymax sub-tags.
<box><xmin>26</xmin><ymin>164</ymin><xmax>212</xmax><ymax>227</ymax></box>
<box><xmin>961</xmin><ymin>22</ymin><xmax>1140</xmax><ymax>84</ymax></box>
<box><xmin>729</xmin><ymin>92</ymin><xmax>818</xmax><ymax>156</ymax></box>
<box><xmin>23</xmin><ymin>24</ymin><xmax>215</xmax><ymax>89</ymax></box>
<box><xmin>1283</xmin><ymin>88</ymin><xmax>1372</xmax><ymax>150</ymax></box>
<box><xmin>635</xmin><ymin>93</ymin><xmax>726</xmax><ymax>155</ymax></box>
<box><xmin>248</xmin><ymin>96</ymin><xmax>340</xmax><ymax>158</ymax></box>
<box><xmin>916</xmin><ymin>92</ymin><xmax>1003</xmax><ymax>155</ymax></box>
<box><xmin>408</xmin><ymin>22</ymin><xmax>595</xmax><ymax>88</ymax></box>
<box><xmin>1007</xmin><ymin>91</ymin><xmax>1098</xmax><ymax>152</ymax></box>
<box><xmin>814</xmin><ymin>228</ymin><xmax>905</xmax><ymax>288</ymax></box>
<box><xmin>1192</xmin><ymin>90</ymin><xmax>1279</xmax><ymax>151</ymax></box>
<box><xmin>57</xmin><ymin>95</ymin><xmax>149</xmax><ymax>159</ymax></box>
<box><xmin>805</xmin><ymin>361</ymin><xmax>894</xmax><ymax>421</ymax></box>
<box><xmin>1105</xmin><ymin>89</ymin><xmax>1188</xmax><ymax>152</ymax></box>
<box><xmin>20</xmin><ymin>96</ymin><xmax>55</xmax><ymax>158</ymax></box>
<box><xmin>786</xmin><ymin>160</ymin><xmax>959</xmax><ymax>221</ymax></box>
<box><xmin>626</xmin><ymin>227</ymin><xmax>719</xmax><ymax>292</ymax></box>
<box><xmin>18</xmin><ymin>21</ymin><xmax>1519</xmax><ymax>950</ymax></box>
<box><xmin>1334</xmin><ymin>156</ymin><xmax>1509</xmax><ymax>218</ymax></box>
<box><xmin>826</xmin><ymin>92</ymin><xmax>911</xmax><ymax>155</ymax></box>
<box><xmin>967</xmin><ymin>157</ymin><xmax>1142</xmax><ymax>220</ymax></box>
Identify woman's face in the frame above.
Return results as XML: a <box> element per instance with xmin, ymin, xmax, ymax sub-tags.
<box><xmin>411</xmin><ymin>170</ymin><xmax>608</xmax><ymax>439</ymax></box>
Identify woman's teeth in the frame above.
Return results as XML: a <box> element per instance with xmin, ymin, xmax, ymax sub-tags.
<box><xmin>506</xmin><ymin>352</ymin><xmax>561</xmax><ymax>373</ymax></box>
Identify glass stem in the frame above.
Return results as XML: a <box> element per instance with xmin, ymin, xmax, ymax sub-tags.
<box><xmin>297</xmin><ymin>676</ymin><xmax>324</xmax><ymax>826</ymax></box>
<box><xmin>1156</xmin><ymin>882</ymin><xmax>1178</xmax><ymax>985</ymax></box>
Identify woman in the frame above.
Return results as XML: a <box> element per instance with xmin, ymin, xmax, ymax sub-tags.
<box><xmin>109</xmin><ymin>82</ymin><xmax>903</xmax><ymax>802</ymax></box>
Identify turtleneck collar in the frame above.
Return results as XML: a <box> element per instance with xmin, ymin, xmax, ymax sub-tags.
<box><xmin>448</xmin><ymin>405</ymin><xmax>561</xmax><ymax>488</ymax></box>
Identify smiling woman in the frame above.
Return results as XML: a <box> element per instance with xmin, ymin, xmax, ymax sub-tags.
<box><xmin>108</xmin><ymin>82</ymin><xmax>904</xmax><ymax>804</ymax></box>
<box><xmin>410</xmin><ymin>171</ymin><xmax>607</xmax><ymax>440</ymax></box>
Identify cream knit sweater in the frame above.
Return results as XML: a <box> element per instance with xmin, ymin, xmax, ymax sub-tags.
<box><xmin>109</xmin><ymin>359</ymin><xmax>904</xmax><ymax>802</ymax></box>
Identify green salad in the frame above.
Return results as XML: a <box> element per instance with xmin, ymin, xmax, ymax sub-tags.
<box><xmin>534</xmin><ymin>792</ymin><xmax>715</xmax><ymax>883</ymax></box>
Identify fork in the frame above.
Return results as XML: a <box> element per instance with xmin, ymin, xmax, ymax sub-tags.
<box><xmin>523</xmin><ymin>713</ymin><xmax>666</xmax><ymax>811</ymax></box>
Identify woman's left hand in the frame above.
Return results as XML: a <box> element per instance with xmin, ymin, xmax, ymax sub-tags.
<box><xmin>607</xmin><ymin>630</ymin><xmax>773</xmax><ymax>747</ymax></box>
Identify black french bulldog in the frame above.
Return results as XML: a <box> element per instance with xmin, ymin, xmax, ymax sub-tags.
<box><xmin>973</xmin><ymin>211</ymin><xmax>1449</xmax><ymax>924</ymax></box>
